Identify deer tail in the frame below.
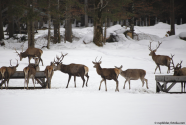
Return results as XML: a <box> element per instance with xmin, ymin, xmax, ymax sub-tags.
<box><xmin>1</xmin><ymin>68</ymin><xmax>7</xmax><ymax>78</ymax></box>
<box><xmin>84</xmin><ymin>66</ymin><xmax>89</xmax><ymax>76</ymax></box>
<box><xmin>114</xmin><ymin>68</ymin><xmax>120</xmax><ymax>78</ymax></box>
<box><xmin>23</xmin><ymin>67</ymin><xmax>29</xmax><ymax>78</ymax></box>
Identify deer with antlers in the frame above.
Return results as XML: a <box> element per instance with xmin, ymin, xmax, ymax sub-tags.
<box><xmin>0</xmin><ymin>60</ymin><xmax>19</xmax><ymax>89</ymax></box>
<box><xmin>92</xmin><ymin>57</ymin><xmax>122</xmax><ymax>92</ymax></box>
<box><xmin>53</xmin><ymin>53</ymin><xmax>89</xmax><ymax>88</ymax></box>
<box><xmin>15</xmin><ymin>47</ymin><xmax>44</xmax><ymax>66</ymax></box>
<box><xmin>171</xmin><ymin>55</ymin><xmax>186</xmax><ymax>92</ymax></box>
<box><xmin>148</xmin><ymin>41</ymin><xmax>172</xmax><ymax>74</ymax></box>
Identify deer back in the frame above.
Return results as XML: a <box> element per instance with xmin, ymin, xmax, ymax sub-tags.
<box><xmin>152</xmin><ymin>55</ymin><xmax>171</xmax><ymax>66</ymax></box>
<box><xmin>120</xmin><ymin>69</ymin><xmax>146</xmax><ymax>80</ymax></box>
<box><xmin>67</xmin><ymin>63</ymin><xmax>86</xmax><ymax>75</ymax></box>
<box><xmin>23</xmin><ymin>66</ymin><xmax>37</xmax><ymax>78</ymax></box>
<box><xmin>44</xmin><ymin>66</ymin><xmax>54</xmax><ymax>78</ymax></box>
<box><xmin>22</xmin><ymin>48</ymin><xmax>43</xmax><ymax>57</ymax></box>
<box><xmin>174</xmin><ymin>67</ymin><xmax>186</xmax><ymax>76</ymax></box>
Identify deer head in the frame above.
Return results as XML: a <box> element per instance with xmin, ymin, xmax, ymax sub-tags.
<box><xmin>15</xmin><ymin>49</ymin><xmax>24</xmax><ymax>61</ymax></box>
<box><xmin>171</xmin><ymin>55</ymin><xmax>183</xmax><ymax>76</ymax></box>
<box><xmin>148</xmin><ymin>41</ymin><xmax>162</xmax><ymax>56</ymax></box>
<box><xmin>92</xmin><ymin>57</ymin><xmax>102</xmax><ymax>68</ymax></box>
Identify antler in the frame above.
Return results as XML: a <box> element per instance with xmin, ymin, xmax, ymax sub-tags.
<box><xmin>176</xmin><ymin>60</ymin><xmax>182</xmax><ymax>69</ymax></box>
<box><xmin>155</xmin><ymin>41</ymin><xmax>162</xmax><ymax>51</ymax></box>
<box><xmin>10</xmin><ymin>59</ymin><xmax>12</xmax><ymax>66</ymax></box>
<box><xmin>55</xmin><ymin>53</ymin><xmax>68</xmax><ymax>64</ymax></box>
<box><xmin>15</xmin><ymin>49</ymin><xmax>20</xmax><ymax>55</ymax></box>
<box><xmin>148</xmin><ymin>42</ymin><xmax>152</xmax><ymax>51</ymax></box>
<box><xmin>15</xmin><ymin>59</ymin><xmax>19</xmax><ymax>67</ymax></box>
<box><xmin>170</xmin><ymin>54</ymin><xmax>175</xmax><ymax>70</ymax></box>
<box><xmin>95</xmin><ymin>56</ymin><xmax>102</xmax><ymax>63</ymax></box>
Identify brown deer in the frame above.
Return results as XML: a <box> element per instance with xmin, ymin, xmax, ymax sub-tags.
<box><xmin>0</xmin><ymin>60</ymin><xmax>19</xmax><ymax>89</ymax></box>
<box><xmin>115</xmin><ymin>66</ymin><xmax>148</xmax><ymax>90</ymax></box>
<box><xmin>15</xmin><ymin>47</ymin><xmax>44</xmax><ymax>66</ymax></box>
<box><xmin>44</xmin><ymin>62</ymin><xmax>55</xmax><ymax>89</ymax></box>
<box><xmin>0</xmin><ymin>67</ymin><xmax>8</xmax><ymax>89</ymax></box>
<box><xmin>92</xmin><ymin>57</ymin><xmax>122</xmax><ymax>92</ymax></box>
<box><xmin>171</xmin><ymin>56</ymin><xmax>186</xmax><ymax>92</ymax></box>
<box><xmin>54</xmin><ymin>53</ymin><xmax>89</xmax><ymax>88</ymax></box>
<box><xmin>23</xmin><ymin>64</ymin><xmax>38</xmax><ymax>89</ymax></box>
<box><xmin>148</xmin><ymin>41</ymin><xmax>171</xmax><ymax>74</ymax></box>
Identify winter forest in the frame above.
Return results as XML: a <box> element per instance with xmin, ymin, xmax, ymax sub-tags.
<box><xmin>0</xmin><ymin>0</ymin><xmax>186</xmax><ymax>125</ymax></box>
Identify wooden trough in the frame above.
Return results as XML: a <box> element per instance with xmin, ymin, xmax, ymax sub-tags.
<box><xmin>0</xmin><ymin>71</ymin><xmax>49</xmax><ymax>89</ymax></box>
<box><xmin>155</xmin><ymin>75</ymin><xmax>186</xmax><ymax>93</ymax></box>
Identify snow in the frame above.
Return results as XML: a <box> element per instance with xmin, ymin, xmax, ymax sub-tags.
<box><xmin>179</xmin><ymin>32</ymin><xmax>186</xmax><ymax>38</ymax></box>
<box><xmin>0</xmin><ymin>22</ymin><xmax>186</xmax><ymax>125</ymax></box>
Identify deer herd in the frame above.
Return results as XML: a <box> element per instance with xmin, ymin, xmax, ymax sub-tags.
<box><xmin>0</xmin><ymin>41</ymin><xmax>186</xmax><ymax>92</ymax></box>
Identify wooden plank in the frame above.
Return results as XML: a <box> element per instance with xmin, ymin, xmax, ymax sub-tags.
<box><xmin>156</xmin><ymin>82</ymin><xmax>163</xmax><ymax>92</ymax></box>
<box><xmin>10</xmin><ymin>71</ymin><xmax>46</xmax><ymax>79</ymax></box>
<box><xmin>164</xmin><ymin>76</ymin><xmax>186</xmax><ymax>82</ymax></box>
<box><xmin>166</xmin><ymin>82</ymin><xmax>176</xmax><ymax>92</ymax></box>
<box><xmin>155</xmin><ymin>75</ymin><xmax>165</xmax><ymax>81</ymax></box>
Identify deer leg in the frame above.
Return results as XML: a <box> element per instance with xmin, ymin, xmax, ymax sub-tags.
<box><xmin>74</xmin><ymin>76</ymin><xmax>76</xmax><ymax>88</ymax></box>
<box><xmin>66</xmin><ymin>75</ymin><xmax>71</xmax><ymax>88</ymax></box>
<box><xmin>128</xmin><ymin>80</ymin><xmax>131</xmax><ymax>90</ymax></box>
<box><xmin>123</xmin><ymin>79</ymin><xmax>128</xmax><ymax>89</ymax></box>
<box><xmin>32</xmin><ymin>77</ymin><xmax>35</xmax><ymax>89</ymax></box>
<box><xmin>85</xmin><ymin>73</ymin><xmax>89</xmax><ymax>87</ymax></box>
<box><xmin>39</xmin><ymin>58</ymin><xmax>44</xmax><ymax>66</ymax></box>
<box><xmin>145</xmin><ymin>78</ymin><xmax>149</xmax><ymax>89</ymax></box>
<box><xmin>167</xmin><ymin>66</ymin><xmax>170</xmax><ymax>74</ymax></box>
<box><xmin>158</xmin><ymin>66</ymin><xmax>161</xmax><ymax>74</ymax></box>
<box><xmin>184</xmin><ymin>82</ymin><xmax>186</xmax><ymax>92</ymax></box>
<box><xmin>99</xmin><ymin>78</ymin><xmax>104</xmax><ymax>90</ymax></box>
<box><xmin>104</xmin><ymin>80</ymin><xmax>107</xmax><ymax>91</ymax></box>
<box><xmin>28</xmin><ymin>57</ymin><xmax>31</xmax><ymax>64</ymax></box>
<box><xmin>114</xmin><ymin>79</ymin><xmax>119</xmax><ymax>92</ymax></box>
<box><xmin>7</xmin><ymin>79</ymin><xmax>9</xmax><ymax>89</ymax></box>
<box><xmin>154</xmin><ymin>65</ymin><xmax>159</xmax><ymax>74</ymax></box>
<box><xmin>81</xmin><ymin>75</ymin><xmax>85</xmax><ymax>88</ymax></box>
<box><xmin>141</xmin><ymin>78</ymin><xmax>145</xmax><ymax>87</ymax></box>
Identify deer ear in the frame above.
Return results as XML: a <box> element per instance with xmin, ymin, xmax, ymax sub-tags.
<box><xmin>154</xmin><ymin>50</ymin><xmax>157</xmax><ymax>52</ymax></box>
<box><xmin>92</xmin><ymin>61</ymin><xmax>96</xmax><ymax>64</ymax></box>
<box><xmin>99</xmin><ymin>61</ymin><xmax>102</xmax><ymax>64</ymax></box>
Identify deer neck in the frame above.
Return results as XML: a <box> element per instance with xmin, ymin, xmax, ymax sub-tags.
<box><xmin>96</xmin><ymin>65</ymin><xmax>102</xmax><ymax>75</ymax></box>
<box><xmin>60</xmin><ymin>64</ymin><xmax>68</xmax><ymax>73</ymax></box>
<box><xmin>21</xmin><ymin>52</ymin><xmax>28</xmax><ymax>58</ymax></box>
<box><xmin>151</xmin><ymin>52</ymin><xmax>157</xmax><ymax>61</ymax></box>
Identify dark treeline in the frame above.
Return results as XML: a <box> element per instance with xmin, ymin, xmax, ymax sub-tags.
<box><xmin>0</xmin><ymin>0</ymin><xmax>185</xmax><ymax>46</ymax></box>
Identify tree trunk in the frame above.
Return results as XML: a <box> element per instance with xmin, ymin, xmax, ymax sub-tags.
<box><xmin>93</xmin><ymin>0</ymin><xmax>103</xmax><ymax>47</ymax></box>
<box><xmin>47</xmin><ymin>0</ymin><xmax>51</xmax><ymax>49</ymax></box>
<box><xmin>0</xmin><ymin>0</ymin><xmax>4</xmax><ymax>40</ymax></box>
<box><xmin>53</xmin><ymin>0</ymin><xmax>60</xmax><ymax>43</ymax></box>
<box><xmin>8</xmin><ymin>0</ymin><xmax>14</xmax><ymax>38</ymax></box>
<box><xmin>65</xmin><ymin>2</ymin><xmax>72</xmax><ymax>43</ymax></box>
<box><xmin>84</xmin><ymin>0</ymin><xmax>88</xmax><ymax>27</ymax></box>
<box><xmin>27</xmin><ymin>0</ymin><xmax>35</xmax><ymax>48</ymax></box>
<box><xmin>170</xmin><ymin>0</ymin><xmax>175</xmax><ymax>35</ymax></box>
<box><xmin>103</xmin><ymin>18</ymin><xmax>107</xmax><ymax>44</ymax></box>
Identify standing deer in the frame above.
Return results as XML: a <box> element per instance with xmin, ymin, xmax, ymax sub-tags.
<box><xmin>171</xmin><ymin>56</ymin><xmax>186</xmax><ymax>92</ymax></box>
<box><xmin>92</xmin><ymin>57</ymin><xmax>122</xmax><ymax>92</ymax></box>
<box><xmin>115</xmin><ymin>66</ymin><xmax>148</xmax><ymax>90</ymax></box>
<box><xmin>23</xmin><ymin>64</ymin><xmax>38</xmax><ymax>89</ymax></box>
<box><xmin>15</xmin><ymin>47</ymin><xmax>44</xmax><ymax>66</ymax></box>
<box><xmin>148</xmin><ymin>41</ymin><xmax>171</xmax><ymax>74</ymax></box>
<box><xmin>54</xmin><ymin>53</ymin><xmax>89</xmax><ymax>88</ymax></box>
<box><xmin>44</xmin><ymin>62</ymin><xmax>55</xmax><ymax>89</ymax></box>
<box><xmin>0</xmin><ymin>67</ymin><xmax>8</xmax><ymax>89</ymax></box>
<box><xmin>0</xmin><ymin>60</ymin><xmax>19</xmax><ymax>89</ymax></box>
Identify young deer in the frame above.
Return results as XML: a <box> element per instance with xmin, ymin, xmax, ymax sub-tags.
<box><xmin>115</xmin><ymin>66</ymin><xmax>148</xmax><ymax>90</ymax></box>
<box><xmin>171</xmin><ymin>56</ymin><xmax>186</xmax><ymax>92</ymax></box>
<box><xmin>54</xmin><ymin>53</ymin><xmax>89</xmax><ymax>88</ymax></box>
<box><xmin>148</xmin><ymin>41</ymin><xmax>171</xmax><ymax>74</ymax></box>
<box><xmin>15</xmin><ymin>47</ymin><xmax>44</xmax><ymax>66</ymax></box>
<box><xmin>23</xmin><ymin>64</ymin><xmax>38</xmax><ymax>89</ymax></box>
<box><xmin>44</xmin><ymin>62</ymin><xmax>55</xmax><ymax>89</ymax></box>
<box><xmin>0</xmin><ymin>60</ymin><xmax>19</xmax><ymax>89</ymax></box>
<box><xmin>92</xmin><ymin>57</ymin><xmax>122</xmax><ymax>92</ymax></box>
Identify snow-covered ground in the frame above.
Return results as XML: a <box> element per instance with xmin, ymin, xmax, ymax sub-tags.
<box><xmin>0</xmin><ymin>22</ymin><xmax>186</xmax><ymax>125</ymax></box>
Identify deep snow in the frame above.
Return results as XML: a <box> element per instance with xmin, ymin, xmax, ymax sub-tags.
<box><xmin>0</xmin><ymin>22</ymin><xmax>186</xmax><ymax>125</ymax></box>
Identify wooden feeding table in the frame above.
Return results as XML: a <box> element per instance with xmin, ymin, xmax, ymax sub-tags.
<box><xmin>155</xmin><ymin>75</ymin><xmax>186</xmax><ymax>93</ymax></box>
<box><xmin>0</xmin><ymin>71</ymin><xmax>49</xmax><ymax>89</ymax></box>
